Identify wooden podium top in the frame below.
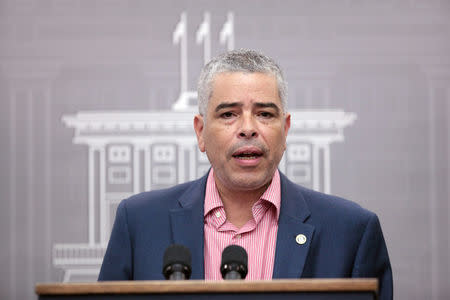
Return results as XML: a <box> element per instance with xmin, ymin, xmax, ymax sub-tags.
<box><xmin>36</xmin><ymin>278</ymin><xmax>378</xmax><ymax>295</ymax></box>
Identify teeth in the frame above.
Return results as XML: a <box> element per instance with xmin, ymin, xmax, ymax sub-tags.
<box><xmin>232</xmin><ymin>151</ymin><xmax>261</xmax><ymax>159</ymax></box>
<box><xmin>237</xmin><ymin>153</ymin><xmax>258</xmax><ymax>156</ymax></box>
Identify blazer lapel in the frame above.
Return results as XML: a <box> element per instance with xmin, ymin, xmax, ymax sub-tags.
<box><xmin>273</xmin><ymin>173</ymin><xmax>315</xmax><ymax>279</ymax></box>
<box><xmin>169</xmin><ymin>175</ymin><xmax>207</xmax><ymax>279</ymax></box>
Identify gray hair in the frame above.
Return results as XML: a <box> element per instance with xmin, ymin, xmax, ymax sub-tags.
<box><xmin>197</xmin><ymin>49</ymin><xmax>288</xmax><ymax>116</ymax></box>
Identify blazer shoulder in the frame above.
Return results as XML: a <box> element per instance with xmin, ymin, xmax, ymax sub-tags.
<box><xmin>280</xmin><ymin>172</ymin><xmax>374</xmax><ymax>220</ymax></box>
<box><xmin>307</xmin><ymin>186</ymin><xmax>371</xmax><ymax>212</ymax></box>
<box><xmin>120</xmin><ymin>175</ymin><xmax>207</xmax><ymax>213</ymax></box>
<box><xmin>293</xmin><ymin>183</ymin><xmax>376</xmax><ymax>226</ymax></box>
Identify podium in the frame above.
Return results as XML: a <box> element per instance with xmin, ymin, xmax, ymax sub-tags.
<box><xmin>36</xmin><ymin>278</ymin><xmax>378</xmax><ymax>299</ymax></box>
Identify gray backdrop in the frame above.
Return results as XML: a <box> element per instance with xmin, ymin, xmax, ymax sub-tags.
<box><xmin>0</xmin><ymin>1</ymin><xmax>449</xmax><ymax>299</ymax></box>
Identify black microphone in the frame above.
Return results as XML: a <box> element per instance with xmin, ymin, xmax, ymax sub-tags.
<box><xmin>162</xmin><ymin>244</ymin><xmax>192</xmax><ymax>280</ymax></box>
<box><xmin>220</xmin><ymin>245</ymin><xmax>248</xmax><ymax>280</ymax></box>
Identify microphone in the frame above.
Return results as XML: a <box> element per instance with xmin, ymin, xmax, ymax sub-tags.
<box><xmin>162</xmin><ymin>244</ymin><xmax>192</xmax><ymax>280</ymax></box>
<box><xmin>220</xmin><ymin>245</ymin><xmax>248</xmax><ymax>280</ymax></box>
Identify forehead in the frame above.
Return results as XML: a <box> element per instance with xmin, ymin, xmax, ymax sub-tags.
<box><xmin>209</xmin><ymin>72</ymin><xmax>280</xmax><ymax>106</ymax></box>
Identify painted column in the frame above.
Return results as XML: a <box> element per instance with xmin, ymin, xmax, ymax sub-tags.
<box><xmin>312</xmin><ymin>144</ymin><xmax>320</xmax><ymax>191</ymax></box>
<box><xmin>192</xmin><ymin>146</ymin><xmax>198</xmax><ymax>180</ymax></box>
<box><xmin>98</xmin><ymin>146</ymin><xmax>107</xmax><ymax>245</ymax></box>
<box><xmin>133</xmin><ymin>145</ymin><xmax>141</xmax><ymax>194</ymax></box>
<box><xmin>322</xmin><ymin>143</ymin><xmax>331</xmax><ymax>194</ymax></box>
<box><xmin>87</xmin><ymin>145</ymin><xmax>97</xmax><ymax>246</ymax></box>
<box><xmin>177</xmin><ymin>143</ymin><xmax>186</xmax><ymax>183</ymax></box>
<box><xmin>144</xmin><ymin>144</ymin><xmax>152</xmax><ymax>191</ymax></box>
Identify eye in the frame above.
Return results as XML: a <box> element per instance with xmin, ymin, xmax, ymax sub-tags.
<box><xmin>258</xmin><ymin>111</ymin><xmax>274</xmax><ymax>118</ymax></box>
<box><xmin>220</xmin><ymin>111</ymin><xmax>235</xmax><ymax>119</ymax></box>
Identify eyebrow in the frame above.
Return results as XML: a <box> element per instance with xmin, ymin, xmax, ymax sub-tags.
<box><xmin>214</xmin><ymin>102</ymin><xmax>280</xmax><ymax>113</ymax></box>
<box><xmin>254</xmin><ymin>102</ymin><xmax>280</xmax><ymax>113</ymax></box>
<box><xmin>214</xmin><ymin>102</ymin><xmax>242</xmax><ymax>112</ymax></box>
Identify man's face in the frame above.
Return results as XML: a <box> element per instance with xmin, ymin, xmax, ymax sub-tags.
<box><xmin>194</xmin><ymin>72</ymin><xmax>291</xmax><ymax>192</ymax></box>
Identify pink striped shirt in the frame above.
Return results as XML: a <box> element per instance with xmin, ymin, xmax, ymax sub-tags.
<box><xmin>203</xmin><ymin>169</ymin><xmax>281</xmax><ymax>280</ymax></box>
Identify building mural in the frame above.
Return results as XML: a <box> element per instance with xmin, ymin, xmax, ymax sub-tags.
<box><xmin>2</xmin><ymin>2</ymin><xmax>449</xmax><ymax>300</ymax></box>
<box><xmin>53</xmin><ymin>12</ymin><xmax>356</xmax><ymax>282</ymax></box>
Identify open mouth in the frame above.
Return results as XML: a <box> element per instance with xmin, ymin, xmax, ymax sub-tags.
<box><xmin>232</xmin><ymin>148</ymin><xmax>263</xmax><ymax>160</ymax></box>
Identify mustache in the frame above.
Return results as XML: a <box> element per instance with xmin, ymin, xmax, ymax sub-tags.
<box><xmin>226</xmin><ymin>140</ymin><xmax>268</xmax><ymax>157</ymax></box>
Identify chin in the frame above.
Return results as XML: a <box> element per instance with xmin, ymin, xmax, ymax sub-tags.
<box><xmin>229</xmin><ymin>174</ymin><xmax>272</xmax><ymax>191</ymax></box>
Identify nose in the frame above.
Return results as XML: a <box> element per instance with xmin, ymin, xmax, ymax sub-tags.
<box><xmin>238</xmin><ymin>114</ymin><xmax>258</xmax><ymax>139</ymax></box>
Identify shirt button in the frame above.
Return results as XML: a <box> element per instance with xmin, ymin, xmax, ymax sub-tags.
<box><xmin>215</xmin><ymin>211</ymin><xmax>221</xmax><ymax>218</ymax></box>
<box><xmin>236</xmin><ymin>234</ymin><xmax>241</xmax><ymax>239</ymax></box>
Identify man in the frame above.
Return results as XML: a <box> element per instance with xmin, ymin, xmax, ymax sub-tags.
<box><xmin>99</xmin><ymin>49</ymin><xmax>393</xmax><ymax>299</ymax></box>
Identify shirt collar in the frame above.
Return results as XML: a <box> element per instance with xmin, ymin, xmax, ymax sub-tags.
<box><xmin>204</xmin><ymin>168</ymin><xmax>281</xmax><ymax>221</ymax></box>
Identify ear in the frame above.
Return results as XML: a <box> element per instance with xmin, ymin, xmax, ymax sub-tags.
<box><xmin>283</xmin><ymin>113</ymin><xmax>291</xmax><ymax>150</ymax></box>
<box><xmin>193</xmin><ymin>114</ymin><xmax>206</xmax><ymax>152</ymax></box>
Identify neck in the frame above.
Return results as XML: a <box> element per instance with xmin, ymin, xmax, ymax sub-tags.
<box><xmin>214</xmin><ymin>176</ymin><xmax>271</xmax><ymax>229</ymax></box>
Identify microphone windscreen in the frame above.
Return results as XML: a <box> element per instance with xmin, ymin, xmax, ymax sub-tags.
<box><xmin>221</xmin><ymin>245</ymin><xmax>248</xmax><ymax>267</ymax></box>
<box><xmin>163</xmin><ymin>244</ymin><xmax>192</xmax><ymax>270</ymax></box>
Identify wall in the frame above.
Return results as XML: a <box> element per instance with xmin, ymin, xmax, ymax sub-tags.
<box><xmin>0</xmin><ymin>1</ymin><xmax>449</xmax><ymax>299</ymax></box>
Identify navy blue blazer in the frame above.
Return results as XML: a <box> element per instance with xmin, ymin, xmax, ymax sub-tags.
<box><xmin>99</xmin><ymin>172</ymin><xmax>393</xmax><ymax>299</ymax></box>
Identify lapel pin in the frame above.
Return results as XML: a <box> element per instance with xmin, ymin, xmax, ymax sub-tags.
<box><xmin>295</xmin><ymin>234</ymin><xmax>307</xmax><ymax>245</ymax></box>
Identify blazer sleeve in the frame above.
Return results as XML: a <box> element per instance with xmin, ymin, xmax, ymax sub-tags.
<box><xmin>352</xmin><ymin>213</ymin><xmax>393</xmax><ymax>300</ymax></box>
<box><xmin>98</xmin><ymin>200</ymin><xmax>133</xmax><ymax>280</ymax></box>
